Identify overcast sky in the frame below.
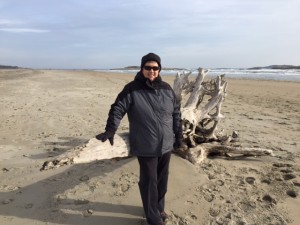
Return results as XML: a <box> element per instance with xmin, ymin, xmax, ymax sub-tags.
<box><xmin>0</xmin><ymin>0</ymin><xmax>299</xmax><ymax>69</ymax></box>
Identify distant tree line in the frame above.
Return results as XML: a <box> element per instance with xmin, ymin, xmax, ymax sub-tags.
<box><xmin>249</xmin><ymin>65</ymin><xmax>300</xmax><ymax>70</ymax></box>
<box><xmin>0</xmin><ymin>65</ymin><xmax>20</xmax><ymax>69</ymax></box>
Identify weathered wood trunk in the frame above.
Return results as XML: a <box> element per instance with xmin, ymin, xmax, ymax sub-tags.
<box><xmin>41</xmin><ymin>134</ymin><xmax>130</xmax><ymax>170</ymax></box>
<box><xmin>173</xmin><ymin>68</ymin><xmax>228</xmax><ymax>145</ymax></box>
<box><xmin>172</xmin><ymin>68</ymin><xmax>273</xmax><ymax>162</ymax></box>
<box><xmin>41</xmin><ymin>69</ymin><xmax>273</xmax><ymax>171</ymax></box>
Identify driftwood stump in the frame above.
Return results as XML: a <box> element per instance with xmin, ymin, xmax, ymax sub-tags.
<box><xmin>41</xmin><ymin>69</ymin><xmax>273</xmax><ymax>170</ymax></box>
<box><xmin>172</xmin><ymin>68</ymin><xmax>273</xmax><ymax>163</ymax></box>
<box><xmin>174</xmin><ymin>68</ymin><xmax>227</xmax><ymax>144</ymax></box>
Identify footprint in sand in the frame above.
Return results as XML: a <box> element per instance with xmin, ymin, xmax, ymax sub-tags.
<box><xmin>272</xmin><ymin>163</ymin><xmax>293</xmax><ymax>168</ymax></box>
<box><xmin>262</xmin><ymin>194</ymin><xmax>277</xmax><ymax>205</ymax></box>
<box><xmin>283</xmin><ymin>173</ymin><xmax>297</xmax><ymax>181</ymax></box>
<box><xmin>237</xmin><ymin>201</ymin><xmax>257</xmax><ymax>212</ymax></box>
<box><xmin>209</xmin><ymin>207</ymin><xmax>220</xmax><ymax>217</ymax></box>
<box><xmin>2</xmin><ymin>199</ymin><xmax>14</xmax><ymax>204</ymax></box>
<box><xmin>204</xmin><ymin>193</ymin><xmax>215</xmax><ymax>202</ymax></box>
<box><xmin>248</xmin><ymin>168</ymin><xmax>259</xmax><ymax>174</ymax></box>
<box><xmin>280</xmin><ymin>168</ymin><xmax>293</xmax><ymax>173</ymax></box>
<box><xmin>216</xmin><ymin>180</ymin><xmax>225</xmax><ymax>186</ymax></box>
<box><xmin>245</xmin><ymin>177</ymin><xmax>256</xmax><ymax>185</ymax></box>
<box><xmin>261</xmin><ymin>178</ymin><xmax>271</xmax><ymax>185</ymax></box>
<box><xmin>286</xmin><ymin>190</ymin><xmax>298</xmax><ymax>198</ymax></box>
<box><xmin>25</xmin><ymin>203</ymin><xmax>34</xmax><ymax>209</ymax></box>
<box><xmin>111</xmin><ymin>172</ymin><xmax>138</xmax><ymax>196</ymax></box>
<box><xmin>293</xmin><ymin>180</ymin><xmax>300</xmax><ymax>187</ymax></box>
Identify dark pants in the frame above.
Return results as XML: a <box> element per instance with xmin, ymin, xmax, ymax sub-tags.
<box><xmin>137</xmin><ymin>151</ymin><xmax>172</xmax><ymax>225</ymax></box>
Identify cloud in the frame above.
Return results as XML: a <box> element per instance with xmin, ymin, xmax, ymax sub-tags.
<box><xmin>0</xmin><ymin>19</ymin><xmax>21</xmax><ymax>25</ymax></box>
<box><xmin>0</xmin><ymin>28</ymin><xmax>50</xmax><ymax>33</ymax></box>
<box><xmin>0</xmin><ymin>0</ymin><xmax>299</xmax><ymax>68</ymax></box>
<box><xmin>0</xmin><ymin>17</ymin><xmax>50</xmax><ymax>33</ymax></box>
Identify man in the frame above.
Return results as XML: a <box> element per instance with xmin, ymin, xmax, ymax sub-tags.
<box><xmin>96</xmin><ymin>53</ymin><xmax>182</xmax><ymax>225</ymax></box>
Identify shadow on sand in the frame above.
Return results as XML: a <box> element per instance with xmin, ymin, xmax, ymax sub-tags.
<box><xmin>0</xmin><ymin>141</ymin><xmax>144</xmax><ymax>225</ymax></box>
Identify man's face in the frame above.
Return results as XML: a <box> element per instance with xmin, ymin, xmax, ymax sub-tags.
<box><xmin>142</xmin><ymin>61</ymin><xmax>160</xmax><ymax>82</ymax></box>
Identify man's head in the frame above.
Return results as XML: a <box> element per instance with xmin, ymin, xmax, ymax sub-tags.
<box><xmin>141</xmin><ymin>53</ymin><xmax>161</xmax><ymax>82</ymax></box>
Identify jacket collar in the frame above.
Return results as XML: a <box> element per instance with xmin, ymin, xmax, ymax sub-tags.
<box><xmin>134</xmin><ymin>71</ymin><xmax>162</xmax><ymax>89</ymax></box>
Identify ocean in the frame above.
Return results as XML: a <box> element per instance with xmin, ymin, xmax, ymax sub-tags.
<box><xmin>96</xmin><ymin>68</ymin><xmax>300</xmax><ymax>82</ymax></box>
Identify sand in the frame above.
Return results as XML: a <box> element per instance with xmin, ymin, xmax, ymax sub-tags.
<box><xmin>0</xmin><ymin>69</ymin><xmax>299</xmax><ymax>225</ymax></box>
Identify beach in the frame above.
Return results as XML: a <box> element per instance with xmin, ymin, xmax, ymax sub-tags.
<box><xmin>0</xmin><ymin>69</ymin><xmax>299</xmax><ymax>225</ymax></box>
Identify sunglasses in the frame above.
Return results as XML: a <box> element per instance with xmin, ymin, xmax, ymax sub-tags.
<box><xmin>143</xmin><ymin>66</ymin><xmax>160</xmax><ymax>71</ymax></box>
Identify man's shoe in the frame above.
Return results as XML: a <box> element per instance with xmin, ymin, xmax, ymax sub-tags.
<box><xmin>148</xmin><ymin>221</ymin><xmax>165</xmax><ymax>225</ymax></box>
<box><xmin>160</xmin><ymin>211</ymin><xmax>169</xmax><ymax>222</ymax></box>
<box><xmin>156</xmin><ymin>222</ymin><xmax>165</xmax><ymax>225</ymax></box>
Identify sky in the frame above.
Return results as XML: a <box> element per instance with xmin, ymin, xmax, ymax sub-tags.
<box><xmin>0</xmin><ymin>0</ymin><xmax>299</xmax><ymax>69</ymax></box>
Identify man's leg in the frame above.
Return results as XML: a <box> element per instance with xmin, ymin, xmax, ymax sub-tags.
<box><xmin>137</xmin><ymin>156</ymin><xmax>162</xmax><ymax>224</ymax></box>
<box><xmin>157</xmin><ymin>151</ymin><xmax>172</xmax><ymax>213</ymax></box>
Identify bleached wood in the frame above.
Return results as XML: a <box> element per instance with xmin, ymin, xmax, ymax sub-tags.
<box><xmin>41</xmin><ymin>134</ymin><xmax>129</xmax><ymax>170</ymax></box>
<box><xmin>174</xmin><ymin>144</ymin><xmax>274</xmax><ymax>164</ymax></box>
<box><xmin>184</xmin><ymin>68</ymin><xmax>206</xmax><ymax>108</ymax></box>
<box><xmin>173</xmin><ymin>71</ymin><xmax>193</xmax><ymax>103</ymax></box>
<box><xmin>174</xmin><ymin>69</ymin><xmax>227</xmax><ymax>141</ymax></box>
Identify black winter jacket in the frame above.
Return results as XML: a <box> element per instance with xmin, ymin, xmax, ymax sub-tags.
<box><xmin>105</xmin><ymin>72</ymin><xmax>182</xmax><ymax>157</ymax></box>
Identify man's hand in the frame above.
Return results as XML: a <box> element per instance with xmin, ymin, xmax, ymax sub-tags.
<box><xmin>174</xmin><ymin>138</ymin><xmax>183</xmax><ymax>150</ymax></box>
<box><xmin>95</xmin><ymin>131</ymin><xmax>115</xmax><ymax>146</ymax></box>
<box><xmin>174</xmin><ymin>135</ymin><xmax>187</xmax><ymax>151</ymax></box>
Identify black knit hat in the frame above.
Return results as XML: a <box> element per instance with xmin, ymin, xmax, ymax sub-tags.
<box><xmin>141</xmin><ymin>53</ymin><xmax>161</xmax><ymax>71</ymax></box>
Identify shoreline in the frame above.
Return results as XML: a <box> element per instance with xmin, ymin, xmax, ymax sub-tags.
<box><xmin>94</xmin><ymin>68</ymin><xmax>300</xmax><ymax>82</ymax></box>
<box><xmin>2</xmin><ymin>68</ymin><xmax>300</xmax><ymax>82</ymax></box>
